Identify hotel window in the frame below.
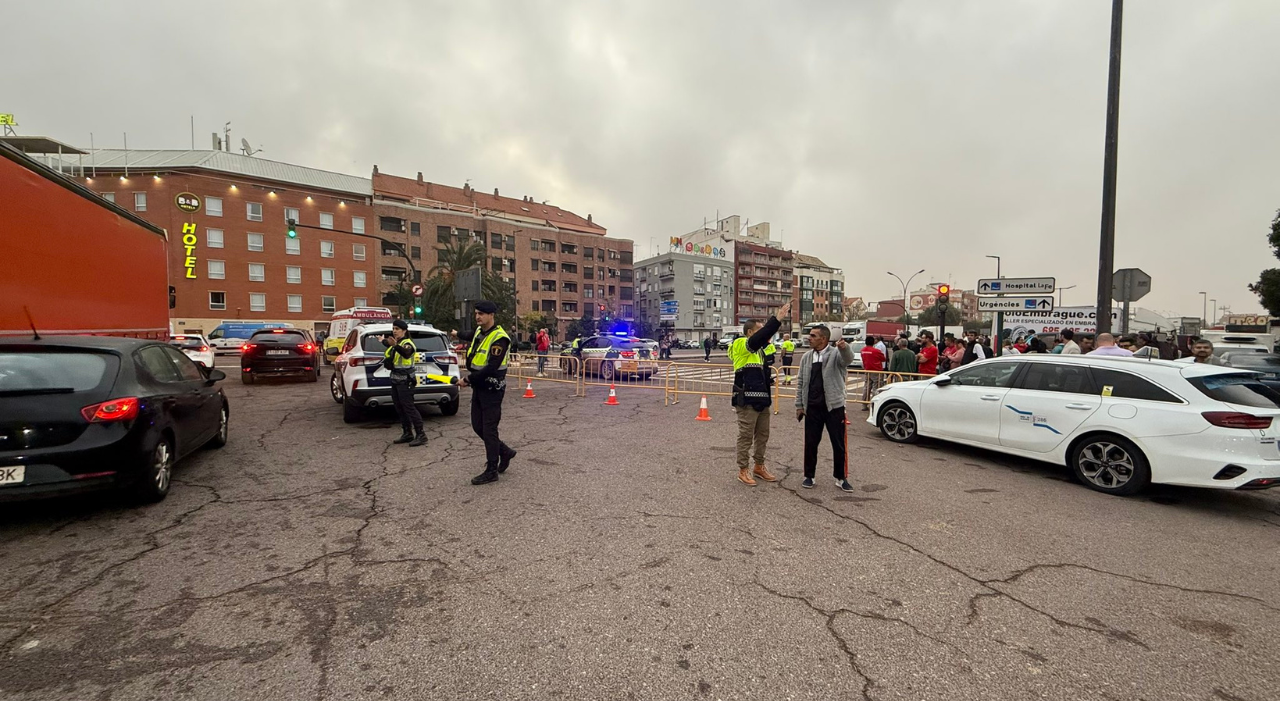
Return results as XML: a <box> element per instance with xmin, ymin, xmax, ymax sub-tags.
<box><xmin>286</xmin><ymin>237</ymin><xmax>300</xmax><ymax>255</ymax></box>
<box><xmin>101</xmin><ymin>192</ymin><xmax>115</xmax><ymax>203</ymax></box>
<box><xmin>321</xmin><ymin>296</ymin><xmax>336</xmax><ymax>313</ymax></box>
<box><xmin>207</xmin><ymin>260</ymin><xmax>225</xmax><ymax>280</ymax></box>
<box><xmin>250</xmin><ymin>293</ymin><xmax>266</xmax><ymax>312</ymax></box>
<box><xmin>287</xmin><ymin>295</ymin><xmax>303</xmax><ymax>313</ymax></box>
<box><xmin>353</xmin><ymin>244</ymin><xmax>366</xmax><ymax>261</ymax></box>
<box><xmin>133</xmin><ymin>192</ymin><xmax>147</xmax><ymax>211</ymax></box>
<box><xmin>321</xmin><ymin>240</ymin><xmax>335</xmax><ymax>258</ymax></box>
<box><xmin>206</xmin><ymin>196</ymin><xmax>222</xmax><ymax>216</ymax></box>
<box><xmin>206</xmin><ymin>229</ymin><xmax>224</xmax><ymax>248</ymax></box>
<box><xmin>320</xmin><ymin>212</ymin><xmax>334</xmax><ymax>229</ymax></box>
<box><xmin>209</xmin><ymin>291</ymin><xmax>226</xmax><ymax>310</ymax></box>
<box><xmin>247</xmin><ymin>233</ymin><xmax>264</xmax><ymax>252</ymax></box>
<box><xmin>287</xmin><ymin>266</ymin><xmax>302</xmax><ymax>284</ymax></box>
<box><xmin>354</xmin><ymin>271</ymin><xmax>367</xmax><ymax>288</ymax></box>
<box><xmin>322</xmin><ymin>268</ymin><xmax>335</xmax><ymax>286</ymax></box>
<box><xmin>249</xmin><ymin>263</ymin><xmax>265</xmax><ymax>282</ymax></box>
<box><xmin>285</xmin><ymin>207</ymin><xmax>299</xmax><ymax>223</ymax></box>
<box><xmin>354</xmin><ymin>297</ymin><xmax>367</xmax><ymax>308</ymax></box>
<box><xmin>352</xmin><ymin>216</ymin><xmax>365</xmax><ymax>234</ymax></box>
<box><xmin>246</xmin><ymin>202</ymin><xmax>263</xmax><ymax>222</ymax></box>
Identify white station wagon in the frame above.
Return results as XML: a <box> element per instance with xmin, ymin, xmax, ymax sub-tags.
<box><xmin>869</xmin><ymin>355</ymin><xmax>1280</xmax><ymax>495</ymax></box>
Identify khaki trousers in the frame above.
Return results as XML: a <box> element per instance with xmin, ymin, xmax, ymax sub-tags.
<box><xmin>735</xmin><ymin>405</ymin><xmax>771</xmax><ymax>469</ymax></box>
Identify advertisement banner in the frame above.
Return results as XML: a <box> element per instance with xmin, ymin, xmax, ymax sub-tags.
<box><xmin>1002</xmin><ymin>306</ymin><xmax>1121</xmax><ymax>338</ymax></box>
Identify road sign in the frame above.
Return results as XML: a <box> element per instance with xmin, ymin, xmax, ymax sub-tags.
<box><xmin>1111</xmin><ymin>268</ymin><xmax>1151</xmax><ymax>302</ymax></box>
<box><xmin>660</xmin><ymin>314</ymin><xmax>678</xmax><ymax>321</ymax></box>
<box><xmin>453</xmin><ymin>267</ymin><xmax>482</xmax><ymax>302</ymax></box>
<box><xmin>978</xmin><ymin>296</ymin><xmax>1054</xmax><ymax>312</ymax></box>
<box><xmin>977</xmin><ymin>277</ymin><xmax>1056</xmax><ymax>295</ymax></box>
<box><xmin>411</xmin><ymin>284</ymin><xmax>424</xmax><ymax>296</ymax></box>
<box><xmin>659</xmin><ymin>300</ymin><xmax>679</xmax><ymax>312</ymax></box>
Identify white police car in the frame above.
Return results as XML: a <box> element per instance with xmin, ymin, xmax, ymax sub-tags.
<box><xmin>328</xmin><ymin>323</ymin><xmax>460</xmax><ymax>423</ymax></box>
<box><xmin>869</xmin><ymin>354</ymin><xmax>1280</xmax><ymax>495</ymax></box>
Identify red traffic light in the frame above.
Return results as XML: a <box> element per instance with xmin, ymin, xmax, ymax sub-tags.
<box><xmin>599</xmin><ymin>305</ymin><xmax>605</xmax><ymax>312</ymax></box>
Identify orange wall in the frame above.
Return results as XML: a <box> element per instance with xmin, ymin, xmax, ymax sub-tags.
<box><xmin>0</xmin><ymin>156</ymin><xmax>169</xmax><ymax>338</ymax></box>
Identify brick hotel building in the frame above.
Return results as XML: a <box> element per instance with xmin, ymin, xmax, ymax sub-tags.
<box><xmin>49</xmin><ymin>149</ymin><xmax>375</xmax><ymax>335</ymax></box>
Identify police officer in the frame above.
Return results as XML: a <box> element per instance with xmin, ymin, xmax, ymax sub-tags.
<box><xmin>729</xmin><ymin>300</ymin><xmax>791</xmax><ymax>486</ymax></box>
<box><xmin>451</xmin><ymin>300</ymin><xmax>517</xmax><ymax>485</ymax></box>
<box><xmin>781</xmin><ymin>333</ymin><xmax>796</xmax><ymax>385</ymax></box>
<box><xmin>381</xmin><ymin>319</ymin><xmax>426</xmax><ymax>447</ymax></box>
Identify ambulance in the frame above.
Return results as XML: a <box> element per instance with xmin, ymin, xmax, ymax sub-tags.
<box><xmin>323</xmin><ymin>307</ymin><xmax>394</xmax><ymax>363</ymax></box>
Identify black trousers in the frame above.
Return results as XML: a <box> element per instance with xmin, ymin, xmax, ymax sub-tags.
<box><xmin>471</xmin><ymin>388</ymin><xmax>512</xmax><ymax>470</ymax></box>
<box><xmin>704</xmin><ymin>347</ymin><xmax>712</xmax><ymax>361</ymax></box>
<box><xmin>804</xmin><ymin>404</ymin><xmax>847</xmax><ymax>480</ymax></box>
<box><xmin>390</xmin><ymin>378</ymin><xmax>423</xmax><ymax>434</ymax></box>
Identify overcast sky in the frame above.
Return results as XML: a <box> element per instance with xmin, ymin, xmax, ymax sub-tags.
<box><xmin>7</xmin><ymin>0</ymin><xmax>1277</xmax><ymax>320</ymax></box>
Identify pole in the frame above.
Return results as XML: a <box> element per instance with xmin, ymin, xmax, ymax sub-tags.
<box><xmin>1122</xmin><ymin>301</ymin><xmax>1131</xmax><ymax>335</ymax></box>
<box><xmin>995</xmin><ymin>258</ymin><xmax>1003</xmax><ymax>356</ymax></box>
<box><xmin>1095</xmin><ymin>0</ymin><xmax>1124</xmax><ymax>336</ymax></box>
<box><xmin>1200</xmin><ymin>292</ymin><xmax>1207</xmax><ymax>327</ymax></box>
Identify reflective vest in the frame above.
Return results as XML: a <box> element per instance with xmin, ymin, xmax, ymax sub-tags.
<box><xmin>729</xmin><ymin>337</ymin><xmax>772</xmax><ymax>408</ymax></box>
<box><xmin>763</xmin><ymin>343</ymin><xmax>777</xmax><ymax>367</ymax></box>
<box><xmin>384</xmin><ymin>337</ymin><xmax>417</xmax><ymax>370</ymax></box>
<box><xmin>782</xmin><ymin>340</ymin><xmax>796</xmax><ymax>354</ymax></box>
<box><xmin>467</xmin><ymin>325</ymin><xmax>511</xmax><ymax>371</ymax></box>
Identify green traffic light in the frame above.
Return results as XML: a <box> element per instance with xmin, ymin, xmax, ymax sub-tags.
<box><xmin>286</xmin><ymin>218</ymin><xmax>297</xmax><ymax>239</ymax></box>
<box><xmin>414</xmin><ymin>306</ymin><xmax>422</xmax><ymax>314</ymax></box>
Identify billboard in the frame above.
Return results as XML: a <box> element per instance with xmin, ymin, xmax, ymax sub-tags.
<box><xmin>1002</xmin><ymin>306</ymin><xmax>1121</xmax><ymax>338</ymax></box>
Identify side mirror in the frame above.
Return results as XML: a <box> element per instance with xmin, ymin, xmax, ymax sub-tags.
<box><xmin>205</xmin><ymin>368</ymin><xmax>227</xmax><ymax>384</ymax></box>
<box><xmin>933</xmin><ymin>376</ymin><xmax>952</xmax><ymax>387</ymax></box>
<box><xmin>325</xmin><ymin>346</ymin><xmax>340</xmax><ymax>357</ymax></box>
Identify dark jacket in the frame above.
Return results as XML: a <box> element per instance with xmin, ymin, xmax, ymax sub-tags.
<box><xmin>733</xmin><ymin>316</ymin><xmax>782</xmax><ymax>410</ymax></box>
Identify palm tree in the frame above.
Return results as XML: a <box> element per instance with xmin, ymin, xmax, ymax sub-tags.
<box><xmin>420</xmin><ymin>239</ymin><xmax>515</xmax><ymax>331</ymax></box>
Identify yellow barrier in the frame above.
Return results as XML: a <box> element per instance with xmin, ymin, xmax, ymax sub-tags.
<box><xmin>509</xmin><ymin>352</ymin><xmax>585</xmax><ymax>397</ymax></box>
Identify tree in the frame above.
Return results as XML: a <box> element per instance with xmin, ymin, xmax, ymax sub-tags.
<box><xmin>419</xmin><ymin>240</ymin><xmax>515</xmax><ymax>333</ymax></box>
<box><xmin>385</xmin><ymin>280</ymin><xmax>413</xmax><ymax>320</ymax></box>
<box><xmin>1249</xmin><ymin>209</ymin><xmax>1280</xmax><ymax>315</ymax></box>
<box><xmin>917</xmin><ymin>304</ymin><xmax>962</xmax><ymax>326</ymax></box>
<box><xmin>566</xmin><ymin>312</ymin><xmax>597</xmax><ymax>341</ymax></box>
<box><xmin>519</xmin><ymin>311</ymin><xmax>558</xmax><ymax>340</ymax></box>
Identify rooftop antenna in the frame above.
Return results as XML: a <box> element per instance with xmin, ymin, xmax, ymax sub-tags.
<box><xmin>223</xmin><ymin>122</ymin><xmax>231</xmax><ymax>152</ymax></box>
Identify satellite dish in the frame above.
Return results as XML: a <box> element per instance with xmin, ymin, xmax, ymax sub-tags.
<box><xmin>240</xmin><ymin>138</ymin><xmax>262</xmax><ymax>156</ymax></box>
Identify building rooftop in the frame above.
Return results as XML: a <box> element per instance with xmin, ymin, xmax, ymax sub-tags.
<box><xmin>43</xmin><ymin>148</ymin><xmax>372</xmax><ymax>196</ymax></box>
<box><xmin>373</xmin><ymin>172</ymin><xmax>606</xmax><ymax>236</ymax></box>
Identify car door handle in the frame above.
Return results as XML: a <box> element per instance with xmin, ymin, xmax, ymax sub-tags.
<box><xmin>1066</xmin><ymin>403</ymin><xmax>1095</xmax><ymax>410</ymax></box>
<box><xmin>980</xmin><ymin>395</ymin><xmax>1001</xmax><ymax>401</ymax></box>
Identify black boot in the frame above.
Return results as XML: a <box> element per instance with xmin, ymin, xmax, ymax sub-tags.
<box><xmin>393</xmin><ymin>430</ymin><xmax>413</xmax><ymax>444</ymax></box>
<box><xmin>498</xmin><ymin>447</ymin><xmax>517</xmax><ymax>473</ymax></box>
<box><xmin>408</xmin><ymin>432</ymin><xmax>427</xmax><ymax>447</ymax></box>
<box><xmin>471</xmin><ymin>468</ymin><xmax>499</xmax><ymax>485</ymax></box>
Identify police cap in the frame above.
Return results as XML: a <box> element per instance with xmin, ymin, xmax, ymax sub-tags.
<box><xmin>474</xmin><ymin>300</ymin><xmax>498</xmax><ymax>314</ymax></box>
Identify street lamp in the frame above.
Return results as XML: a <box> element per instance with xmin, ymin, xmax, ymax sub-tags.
<box><xmin>1211</xmin><ymin>299</ymin><xmax>1217</xmax><ymax>326</ymax></box>
<box><xmin>1200</xmin><ymin>291</ymin><xmax>1207</xmax><ymax>327</ymax></box>
<box><xmin>887</xmin><ymin>269</ymin><xmax>925</xmax><ymax>320</ymax></box>
<box><xmin>1058</xmin><ymin>284</ymin><xmax>1077</xmax><ymax>308</ymax></box>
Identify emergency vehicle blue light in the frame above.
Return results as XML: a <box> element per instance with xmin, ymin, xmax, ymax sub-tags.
<box><xmin>614</xmin><ymin>331</ymin><xmax>628</xmax><ymax>336</ymax></box>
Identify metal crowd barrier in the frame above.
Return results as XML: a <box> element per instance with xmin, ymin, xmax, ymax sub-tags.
<box><xmin>509</xmin><ymin>352</ymin><xmax>585</xmax><ymax>397</ymax></box>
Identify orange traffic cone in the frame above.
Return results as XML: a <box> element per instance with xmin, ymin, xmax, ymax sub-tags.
<box><xmin>522</xmin><ymin>380</ymin><xmax>536</xmax><ymax>398</ymax></box>
<box><xmin>604</xmin><ymin>384</ymin><xmax>620</xmax><ymax>406</ymax></box>
<box><xmin>695</xmin><ymin>395</ymin><xmax>712</xmax><ymax>421</ymax></box>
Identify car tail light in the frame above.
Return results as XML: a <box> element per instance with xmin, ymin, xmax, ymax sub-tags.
<box><xmin>620</xmin><ymin>350</ymin><xmax>636</xmax><ymax>359</ymax></box>
<box><xmin>81</xmin><ymin>397</ymin><xmax>140</xmax><ymax>423</ymax></box>
<box><xmin>300</xmin><ymin>343</ymin><xmax>315</xmax><ymax>353</ymax></box>
<box><xmin>432</xmin><ymin>353</ymin><xmax>458</xmax><ymax>365</ymax></box>
<box><xmin>350</xmin><ymin>356</ymin><xmax>364</xmax><ymax>367</ymax></box>
<box><xmin>1202</xmin><ymin>412</ymin><xmax>1273</xmax><ymax>429</ymax></box>
<box><xmin>242</xmin><ymin>343</ymin><xmax>256</xmax><ymax>352</ymax></box>
<box><xmin>200</xmin><ymin>346</ymin><xmax>209</xmax><ymax>352</ymax></box>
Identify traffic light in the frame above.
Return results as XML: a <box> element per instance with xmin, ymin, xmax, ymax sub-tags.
<box><xmin>937</xmin><ymin>284</ymin><xmax>950</xmax><ymax>305</ymax></box>
<box><xmin>599</xmin><ymin>305</ymin><xmax>606</xmax><ymax>313</ymax></box>
<box><xmin>413</xmin><ymin>304</ymin><xmax>422</xmax><ymax>316</ymax></box>
<box><xmin>286</xmin><ymin>218</ymin><xmax>298</xmax><ymax>239</ymax></box>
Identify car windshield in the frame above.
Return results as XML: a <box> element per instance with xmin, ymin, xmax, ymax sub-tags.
<box><xmin>252</xmin><ymin>331</ymin><xmax>308</xmax><ymax>344</ymax></box>
<box><xmin>1226</xmin><ymin>354</ymin><xmax>1280</xmax><ymax>369</ymax></box>
<box><xmin>0</xmin><ymin>351</ymin><xmax>113</xmax><ymax>394</ymax></box>
<box><xmin>361</xmin><ymin>331</ymin><xmax>448</xmax><ymax>353</ymax></box>
<box><xmin>1188</xmin><ymin>373</ymin><xmax>1280</xmax><ymax>409</ymax></box>
<box><xmin>169</xmin><ymin>338</ymin><xmax>206</xmax><ymax>350</ymax></box>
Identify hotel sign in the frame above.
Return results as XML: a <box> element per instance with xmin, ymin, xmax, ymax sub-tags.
<box><xmin>181</xmin><ymin>223</ymin><xmax>198</xmax><ymax>278</ymax></box>
<box><xmin>175</xmin><ymin>192</ymin><xmax>201</xmax><ymax>212</ymax></box>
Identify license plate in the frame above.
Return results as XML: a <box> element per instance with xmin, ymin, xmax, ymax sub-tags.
<box><xmin>267</xmin><ymin>350</ymin><xmax>289</xmax><ymax>355</ymax></box>
<box><xmin>0</xmin><ymin>466</ymin><xmax>24</xmax><ymax>485</ymax></box>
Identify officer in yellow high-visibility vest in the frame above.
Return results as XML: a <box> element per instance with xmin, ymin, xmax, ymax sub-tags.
<box><xmin>781</xmin><ymin>334</ymin><xmax>797</xmax><ymax>384</ymax></box>
<box><xmin>729</xmin><ymin>300</ymin><xmax>792</xmax><ymax>486</ymax></box>
<box><xmin>380</xmin><ymin>319</ymin><xmax>426</xmax><ymax>446</ymax></box>
<box><xmin>451</xmin><ymin>300</ymin><xmax>516</xmax><ymax>485</ymax></box>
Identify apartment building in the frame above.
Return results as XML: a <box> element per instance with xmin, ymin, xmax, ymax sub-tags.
<box><xmin>792</xmin><ymin>254</ymin><xmax>845</xmax><ymax>325</ymax></box>
<box><xmin>370</xmin><ymin>171</ymin><xmax>634</xmax><ymax>337</ymax></box>
<box><xmin>635</xmin><ymin>243</ymin><xmax>735</xmax><ymax>342</ymax></box>
<box><xmin>46</xmin><ymin>148</ymin><xmax>375</xmax><ymax>334</ymax></box>
<box><xmin>682</xmin><ymin>215</ymin><xmax>792</xmax><ymax>326</ymax></box>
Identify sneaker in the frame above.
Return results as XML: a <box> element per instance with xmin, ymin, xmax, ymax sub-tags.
<box><xmin>801</xmin><ymin>477</ymin><xmax>815</xmax><ymax>489</ymax></box>
<box><xmin>498</xmin><ymin>448</ymin><xmax>517</xmax><ymax>473</ymax></box>
<box><xmin>837</xmin><ymin>479</ymin><xmax>854</xmax><ymax>492</ymax></box>
<box><xmin>408</xmin><ymin>434</ymin><xmax>427</xmax><ymax>447</ymax></box>
<box><xmin>392</xmin><ymin>432</ymin><xmax>413</xmax><ymax>445</ymax></box>
<box><xmin>471</xmin><ymin>470</ymin><xmax>499</xmax><ymax>486</ymax></box>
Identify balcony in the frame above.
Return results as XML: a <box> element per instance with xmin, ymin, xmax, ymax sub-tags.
<box><xmin>693</xmin><ymin>288</ymin><xmax>705</xmax><ymax>295</ymax></box>
<box><xmin>692</xmin><ymin>272</ymin><xmax>705</xmax><ymax>281</ymax></box>
<box><xmin>659</xmin><ymin>269</ymin><xmax>675</xmax><ymax>279</ymax></box>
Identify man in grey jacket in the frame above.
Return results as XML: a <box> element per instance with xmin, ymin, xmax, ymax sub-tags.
<box><xmin>795</xmin><ymin>324</ymin><xmax>856</xmax><ymax>491</ymax></box>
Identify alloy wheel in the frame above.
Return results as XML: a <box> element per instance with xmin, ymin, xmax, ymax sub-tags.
<box><xmin>153</xmin><ymin>441</ymin><xmax>172</xmax><ymax>493</ymax></box>
<box><xmin>881</xmin><ymin>406</ymin><xmax>916</xmax><ymax>442</ymax></box>
<box><xmin>1077</xmin><ymin>442</ymin><xmax>1135</xmax><ymax>490</ymax></box>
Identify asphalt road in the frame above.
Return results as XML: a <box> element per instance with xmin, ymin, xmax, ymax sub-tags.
<box><xmin>2</xmin><ymin>372</ymin><xmax>1278</xmax><ymax>700</ymax></box>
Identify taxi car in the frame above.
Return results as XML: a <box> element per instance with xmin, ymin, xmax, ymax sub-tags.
<box><xmin>168</xmin><ymin>334</ymin><xmax>215</xmax><ymax>368</ymax></box>
<box><xmin>869</xmin><ymin>355</ymin><xmax>1280</xmax><ymax>495</ymax></box>
<box><xmin>329</xmin><ymin>323</ymin><xmax>460</xmax><ymax>423</ymax></box>
<box><xmin>560</xmin><ymin>334</ymin><xmax>659</xmax><ymax>381</ymax></box>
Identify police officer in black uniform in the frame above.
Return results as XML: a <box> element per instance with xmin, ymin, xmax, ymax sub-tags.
<box><xmin>450</xmin><ymin>300</ymin><xmax>517</xmax><ymax>485</ymax></box>
<box><xmin>381</xmin><ymin>319</ymin><xmax>426</xmax><ymax>447</ymax></box>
